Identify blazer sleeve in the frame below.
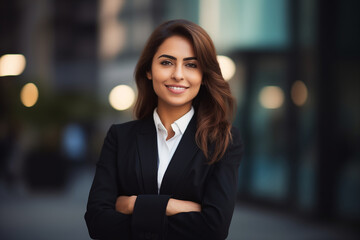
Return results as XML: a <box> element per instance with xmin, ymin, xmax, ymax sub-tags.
<box><xmin>165</xmin><ymin>128</ymin><xmax>243</xmax><ymax>240</ymax></box>
<box><xmin>85</xmin><ymin>125</ymin><xmax>132</xmax><ymax>240</ymax></box>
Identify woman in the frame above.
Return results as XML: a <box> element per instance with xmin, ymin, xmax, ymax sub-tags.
<box><xmin>85</xmin><ymin>19</ymin><xmax>243</xmax><ymax>240</ymax></box>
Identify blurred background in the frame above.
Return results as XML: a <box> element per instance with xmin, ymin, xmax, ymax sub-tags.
<box><xmin>0</xmin><ymin>0</ymin><xmax>359</xmax><ymax>239</ymax></box>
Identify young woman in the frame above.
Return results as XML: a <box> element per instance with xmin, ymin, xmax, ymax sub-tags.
<box><xmin>85</xmin><ymin>19</ymin><xmax>243</xmax><ymax>240</ymax></box>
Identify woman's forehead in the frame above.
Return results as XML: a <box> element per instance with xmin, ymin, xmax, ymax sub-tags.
<box><xmin>154</xmin><ymin>35</ymin><xmax>196</xmax><ymax>59</ymax></box>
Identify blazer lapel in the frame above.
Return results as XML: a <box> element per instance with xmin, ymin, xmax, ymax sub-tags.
<box><xmin>160</xmin><ymin>116</ymin><xmax>200</xmax><ymax>194</ymax></box>
<box><xmin>136</xmin><ymin>117</ymin><xmax>159</xmax><ymax>194</ymax></box>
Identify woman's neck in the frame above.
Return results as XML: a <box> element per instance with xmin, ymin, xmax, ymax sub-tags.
<box><xmin>156</xmin><ymin>103</ymin><xmax>192</xmax><ymax>138</ymax></box>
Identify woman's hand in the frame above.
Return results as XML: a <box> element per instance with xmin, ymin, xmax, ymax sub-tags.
<box><xmin>115</xmin><ymin>195</ymin><xmax>201</xmax><ymax>216</ymax></box>
<box><xmin>166</xmin><ymin>198</ymin><xmax>201</xmax><ymax>216</ymax></box>
<box><xmin>115</xmin><ymin>195</ymin><xmax>137</xmax><ymax>214</ymax></box>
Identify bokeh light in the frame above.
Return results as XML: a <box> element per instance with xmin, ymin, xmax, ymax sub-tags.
<box><xmin>109</xmin><ymin>84</ymin><xmax>135</xmax><ymax>111</ymax></box>
<box><xmin>0</xmin><ymin>54</ymin><xmax>26</xmax><ymax>76</ymax></box>
<box><xmin>217</xmin><ymin>55</ymin><xmax>236</xmax><ymax>81</ymax></box>
<box><xmin>259</xmin><ymin>86</ymin><xmax>284</xmax><ymax>109</ymax></box>
<box><xmin>62</xmin><ymin>124</ymin><xmax>86</xmax><ymax>161</ymax></box>
<box><xmin>20</xmin><ymin>83</ymin><xmax>39</xmax><ymax>107</ymax></box>
<box><xmin>291</xmin><ymin>80</ymin><xmax>308</xmax><ymax>106</ymax></box>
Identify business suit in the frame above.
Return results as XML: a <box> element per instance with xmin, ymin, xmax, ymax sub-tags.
<box><xmin>85</xmin><ymin>115</ymin><xmax>243</xmax><ymax>240</ymax></box>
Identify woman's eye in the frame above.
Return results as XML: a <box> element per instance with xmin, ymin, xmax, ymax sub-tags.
<box><xmin>186</xmin><ymin>63</ymin><xmax>197</xmax><ymax>68</ymax></box>
<box><xmin>161</xmin><ymin>60</ymin><xmax>172</xmax><ymax>66</ymax></box>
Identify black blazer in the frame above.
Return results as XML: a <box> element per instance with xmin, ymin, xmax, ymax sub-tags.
<box><xmin>85</xmin><ymin>115</ymin><xmax>243</xmax><ymax>240</ymax></box>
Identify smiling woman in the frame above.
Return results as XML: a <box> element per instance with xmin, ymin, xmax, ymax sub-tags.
<box><xmin>147</xmin><ymin>35</ymin><xmax>203</xmax><ymax>119</ymax></box>
<box><xmin>85</xmin><ymin>19</ymin><xmax>243</xmax><ymax>240</ymax></box>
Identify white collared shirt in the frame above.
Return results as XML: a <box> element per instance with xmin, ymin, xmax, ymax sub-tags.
<box><xmin>153</xmin><ymin>107</ymin><xmax>194</xmax><ymax>192</ymax></box>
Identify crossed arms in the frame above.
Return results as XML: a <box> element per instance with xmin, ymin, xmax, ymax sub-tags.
<box><xmin>85</xmin><ymin>124</ymin><xmax>242</xmax><ymax>240</ymax></box>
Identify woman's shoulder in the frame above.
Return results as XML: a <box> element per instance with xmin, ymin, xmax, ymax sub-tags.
<box><xmin>113</xmin><ymin>119</ymin><xmax>141</xmax><ymax>129</ymax></box>
<box><xmin>107</xmin><ymin>117</ymin><xmax>153</xmax><ymax>138</ymax></box>
<box><xmin>230</xmin><ymin>125</ymin><xmax>241</xmax><ymax>142</ymax></box>
<box><xmin>229</xmin><ymin>125</ymin><xmax>244</xmax><ymax>152</ymax></box>
<box><xmin>109</xmin><ymin>119</ymin><xmax>142</xmax><ymax>135</ymax></box>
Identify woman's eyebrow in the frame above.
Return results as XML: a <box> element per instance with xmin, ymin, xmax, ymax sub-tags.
<box><xmin>158</xmin><ymin>54</ymin><xmax>197</xmax><ymax>61</ymax></box>
<box><xmin>158</xmin><ymin>54</ymin><xmax>176</xmax><ymax>60</ymax></box>
<box><xmin>184</xmin><ymin>57</ymin><xmax>197</xmax><ymax>61</ymax></box>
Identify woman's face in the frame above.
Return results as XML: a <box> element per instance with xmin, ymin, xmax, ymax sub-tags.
<box><xmin>147</xmin><ymin>35</ymin><xmax>203</xmax><ymax>112</ymax></box>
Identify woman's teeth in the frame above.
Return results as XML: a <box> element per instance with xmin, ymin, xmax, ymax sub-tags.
<box><xmin>168</xmin><ymin>86</ymin><xmax>186</xmax><ymax>90</ymax></box>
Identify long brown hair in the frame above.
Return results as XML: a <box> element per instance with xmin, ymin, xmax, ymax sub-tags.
<box><xmin>134</xmin><ymin>19</ymin><xmax>235</xmax><ymax>164</ymax></box>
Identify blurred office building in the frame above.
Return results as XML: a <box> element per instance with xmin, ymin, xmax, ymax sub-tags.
<box><xmin>0</xmin><ymin>0</ymin><xmax>359</xmax><ymax>239</ymax></box>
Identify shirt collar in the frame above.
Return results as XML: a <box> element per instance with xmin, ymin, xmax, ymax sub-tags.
<box><xmin>173</xmin><ymin>107</ymin><xmax>194</xmax><ymax>134</ymax></box>
<box><xmin>153</xmin><ymin>106</ymin><xmax>194</xmax><ymax>135</ymax></box>
<box><xmin>153</xmin><ymin>109</ymin><xmax>166</xmax><ymax>133</ymax></box>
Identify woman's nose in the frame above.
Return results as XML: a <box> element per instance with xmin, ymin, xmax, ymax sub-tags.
<box><xmin>171</xmin><ymin>65</ymin><xmax>184</xmax><ymax>81</ymax></box>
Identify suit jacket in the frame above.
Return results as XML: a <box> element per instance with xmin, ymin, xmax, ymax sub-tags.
<box><xmin>85</xmin><ymin>115</ymin><xmax>243</xmax><ymax>240</ymax></box>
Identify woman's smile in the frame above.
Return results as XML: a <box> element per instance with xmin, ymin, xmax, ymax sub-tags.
<box><xmin>165</xmin><ymin>84</ymin><xmax>189</xmax><ymax>94</ymax></box>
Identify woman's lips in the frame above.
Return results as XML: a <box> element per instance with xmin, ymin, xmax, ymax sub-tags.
<box><xmin>165</xmin><ymin>85</ymin><xmax>189</xmax><ymax>94</ymax></box>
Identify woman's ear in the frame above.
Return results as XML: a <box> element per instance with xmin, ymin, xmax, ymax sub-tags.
<box><xmin>146</xmin><ymin>71</ymin><xmax>152</xmax><ymax>80</ymax></box>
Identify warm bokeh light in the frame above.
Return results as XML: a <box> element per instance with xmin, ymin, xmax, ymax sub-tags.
<box><xmin>259</xmin><ymin>86</ymin><xmax>284</xmax><ymax>109</ymax></box>
<box><xmin>20</xmin><ymin>83</ymin><xmax>39</xmax><ymax>107</ymax></box>
<box><xmin>291</xmin><ymin>80</ymin><xmax>308</xmax><ymax>106</ymax></box>
<box><xmin>0</xmin><ymin>54</ymin><xmax>26</xmax><ymax>76</ymax></box>
<box><xmin>217</xmin><ymin>55</ymin><xmax>236</xmax><ymax>81</ymax></box>
<box><xmin>109</xmin><ymin>84</ymin><xmax>135</xmax><ymax>111</ymax></box>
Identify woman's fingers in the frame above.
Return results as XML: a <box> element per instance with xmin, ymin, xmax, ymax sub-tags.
<box><xmin>166</xmin><ymin>198</ymin><xmax>201</xmax><ymax>216</ymax></box>
<box><xmin>115</xmin><ymin>195</ymin><xmax>137</xmax><ymax>214</ymax></box>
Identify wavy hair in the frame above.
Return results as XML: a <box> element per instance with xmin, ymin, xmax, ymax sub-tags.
<box><xmin>134</xmin><ymin>19</ymin><xmax>235</xmax><ymax>164</ymax></box>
